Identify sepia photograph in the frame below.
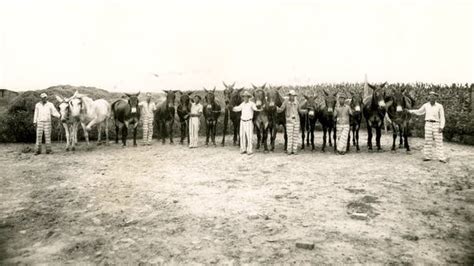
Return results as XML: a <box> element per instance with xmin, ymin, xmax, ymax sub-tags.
<box><xmin>0</xmin><ymin>0</ymin><xmax>473</xmax><ymax>264</ymax></box>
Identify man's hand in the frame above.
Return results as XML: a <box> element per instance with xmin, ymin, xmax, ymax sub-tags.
<box><xmin>439</xmin><ymin>128</ymin><xmax>443</xmax><ymax>133</ymax></box>
<box><xmin>33</xmin><ymin>123</ymin><xmax>37</xmax><ymax>127</ymax></box>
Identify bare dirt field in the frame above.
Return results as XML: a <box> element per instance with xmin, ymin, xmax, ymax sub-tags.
<box><xmin>1</xmin><ymin>130</ymin><xmax>473</xmax><ymax>264</ymax></box>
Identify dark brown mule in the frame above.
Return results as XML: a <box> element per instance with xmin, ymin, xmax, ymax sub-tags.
<box><xmin>317</xmin><ymin>89</ymin><xmax>337</xmax><ymax>152</ymax></box>
<box><xmin>348</xmin><ymin>92</ymin><xmax>363</xmax><ymax>152</ymax></box>
<box><xmin>300</xmin><ymin>94</ymin><xmax>318</xmax><ymax>151</ymax></box>
<box><xmin>222</xmin><ymin>82</ymin><xmax>243</xmax><ymax>146</ymax></box>
<box><xmin>203</xmin><ymin>87</ymin><xmax>221</xmax><ymax>146</ymax></box>
<box><xmin>363</xmin><ymin>82</ymin><xmax>387</xmax><ymax>151</ymax></box>
<box><xmin>111</xmin><ymin>92</ymin><xmax>141</xmax><ymax>146</ymax></box>
<box><xmin>251</xmin><ymin>84</ymin><xmax>270</xmax><ymax>152</ymax></box>
<box><xmin>155</xmin><ymin>90</ymin><xmax>177</xmax><ymax>144</ymax></box>
<box><xmin>386</xmin><ymin>87</ymin><xmax>414</xmax><ymax>152</ymax></box>
<box><xmin>177</xmin><ymin>91</ymin><xmax>193</xmax><ymax>145</ymax></box>
<box><xmin>266</xmin><ymin>86</ymin><xmax>287</xmax><ymax>151</ymax></box>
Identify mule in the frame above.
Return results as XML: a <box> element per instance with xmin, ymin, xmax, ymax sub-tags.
<box><xmin>55</xmin><ymin>95</ymin><xmax>79</xmax><ymax>151</ymax></box>
<box><xmin>69</xmin><ymin>91</ymin><xmax>111</xmax><ymax>147</ymax></box>
<box><xmin>111</xmin><ymin>92</ymin><xmax>141</xmax><ymax>146</ymax></box>
<box><xmin>266</xmin><ymin>86</ymin><xmax>287</xmax><ymax>151</ymax></box>
<box><xmin>300</xmin><ymin>94</ymin><xmax>318</xmax><ymax>151</ymax></box>
<box><xmin>386</xmin><ymin>87</ymin><xmax>413</xmax><ymax>152</ymax></box>
<box><xmin>251</xmin><ymin>84</ymin><xmax>270</xmax><ymax>152</ymax></box>
<box><xmin>318</xmin><ymin>90</ymin><xmax>337</xmax><ymax>152</ymax></box>
<box><xmin>362</xmin><ymin>82</ymin><xmax>387</xmax><ymax>151</ymax></box>
<box><xmin>155</xmin><ymin>90</ymin><xmax>177</xmax><ymax>144</ymax></box>
<box><xmin>177</xmin><ymin>91</ymin><xmax>193</xmax><ymax>145</ymax></box>
<box><xmin>348</xmin><ymin>92</ymin><xmax>363</xmax><ymax>152</ymax></box>
<box><xmin>203</xmin><ymin>87</ymin><xmax>221</xmax><ymax>146</ymax></box>
<box><xmin>222</xmin><ymin>82</ymin><xmax>243</xmax><ymax>146</ymax></box>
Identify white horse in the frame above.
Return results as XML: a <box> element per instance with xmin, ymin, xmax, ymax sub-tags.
<box><xmin>55</xmin><ymin>95</ymin><xmax>79</xmax><ymax>151</ymax></box>
<box><xmin>69</xmin><ymin>91</ymin><xmax>111</xmax><ymax>146</ymax></box>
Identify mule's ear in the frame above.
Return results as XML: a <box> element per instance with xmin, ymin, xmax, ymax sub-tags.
<box><xmin>187</xmin><ymin>91</ymin><xmax>193</xmax><ymax>95</ymax></box>
<box><xmin>125</xmin><ymin>93</ymin><xmax>131</xmax><ymax>97</ymax></box>
<box><xmin>238</xmin><ymin>88</ymin><xmax>244</xmax><ymax>92</ymax></box>
<box><xmin>203</xmin><ymin>87</ymin><xmax>208</xmax><ymax>93</ymax></box>
<box><xmin>174</xmin><ymin>90</ymin><xmax>179</xmax><ymax>93</ymax></box>
<box><xmin>72</xmin><ymin>90</ymin><xmax>78</xmax><ymax>98</ymax></box>
<box><xmin>251</xmin><ymin>84</ymin><xmax>258</xmax><ymax>90</ymax></box>
<box><xmin>222</xmin><ymin>81</ymin><xmax>228</xmax><ymax>88</ymax></box>
<box><xmin>261</xmin><ymin>83</ymin><xmax>267</xmax><ymax>89</ymax></box>
<box><xmin>400</xmin><ymin>87</ymin><xmax>406</xmax><ymax>93</ymax></box>
<box><xmin>303</xmin><ymin>94</ymin><xmax>309</xmax><ymax>100</ymax></box>
<box><xmin>323</xmin><ymin>89</ymin><xmax>329</xmax><ymax>96</ymax></box>
<box><xmin>380</xmin><ymin>82</ymin><xmax>387</xmax><ymax>88</ymax></box>
<box><xmin>176</xmin><ymin>91</ymin><xmax>182</xmax><ymax>95</ymax></box>
<box><xmin>136</xmin><ymin>91</ymin><xmax>140</xmax><ymax>96</ymax></box>
<box><xmin>367</xmin><ymin>83</ymin><xmax>376</xmax><ymax>90</ymax></box>
<box><xmin>213</xmin><ymin>87</ymin><xmax>216</xmax><ymax>93</ymax></box>
<box><xmin>276</xmin><ymin>86</ymin><xmax>282</xmax><ymax>91</ymax></box>
<box><xmin>231</xmin><ymin>82</ymin><xmax>235</xmax><ymax>88</ymax></box>
<box><xmin>55</xmin><ymin>95</ymin><xmax>63</xmax><ymax>103</ymax></box>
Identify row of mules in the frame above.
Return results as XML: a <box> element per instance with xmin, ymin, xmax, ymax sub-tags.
<box><xmin>386</xmin><ymin>87</ymin><xmax>413</xmax><ymax>152</ymax></box>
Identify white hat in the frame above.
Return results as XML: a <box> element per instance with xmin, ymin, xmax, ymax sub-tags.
<box><xmin>40</xmin><ymin>93</ymin><xmax>47</xmax><ymax>98</ymax></box>
<box><xmin>428</xmin><ymin>91</ymin><xmax>439</xmax><ymax>96</ymax></box>
<box><xmin>288</xmin><ymin>90</ymin><xmax>297</xmax><ymax>96</ymax></box>
<box><xmin>242</xmin><ymin>91</ymin><xmax>252</xmax><ymax>97</ymax></box>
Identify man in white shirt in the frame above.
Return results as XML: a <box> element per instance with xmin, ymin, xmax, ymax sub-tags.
<box><xmin>408</xmin><ymin>91</ymin><xmax>447</xmax><ymax>163</ymax></box>
<box><xmin>139</xmin><ymin>92</ymin><xmax>157</xmax><ymax>145</ymax></box>
<box><xmin>232</xmin><ymin>91</ymin><xmax>261</xmax><ymax>155</ymax></box>
<box><xmin>188</xmin><ymin>95</ymin><xmax>203</xmax><ymax>148</ymax></box>
<box><xmin>34</xmin><ymin>93</ymin><xmax>60</xmax><ymax>155</ymax></box>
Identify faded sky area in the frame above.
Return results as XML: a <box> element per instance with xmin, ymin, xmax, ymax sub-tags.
<box><xmin>0</xmin><ymin>0</ymin><xmax>472</xmax><ymax>92</ymax></box>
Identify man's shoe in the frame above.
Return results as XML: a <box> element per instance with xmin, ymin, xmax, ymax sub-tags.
<box><xmin>35</xmin><ymin>151</ymin><xmax>41</xmax><ymax>155</ymax></box>
<box><xmin>439</xmin><ymin>159</ymin><xmax>447</xmax><ymax>163</ymax></box>
<box><xmin>423</xmin><ymin>158</ymin><xmax>431</xmax><ymax>161</ymax></box>
<box><xmin>46</xmin><ymin>150</ymin><xmax>52</xmax><ymax>154</ymax></box>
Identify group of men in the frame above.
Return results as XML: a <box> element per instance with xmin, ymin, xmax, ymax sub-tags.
<box><xmin>33</xmin><ymin>90</ymin><xmax>447</xmax><ymax>163</ymax></box>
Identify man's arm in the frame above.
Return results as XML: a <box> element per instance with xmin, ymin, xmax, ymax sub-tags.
<box><xmin>439</xmin><ymin>105</ymin><xmax>445</xmax><ymax>130</ymax></box>
<box><xmin>232</xmin><ymin>103</ymin><xmax>243</xmax><ymax>112</ymax></box>
<box><xmin>276</xmin><ymin>101</ymin><xmax>286</xmax><ymax>113</ymax></box>
<box><xmin>251</xmin><ymin>102</ymin><xmax>262</xmax><ymax>112</ymax></box>
<box><xmin>33</xmin><ymin>104</ymin><xmax>38</xmax><ymax>124</ymax></box>
<box><xmin>408</xmin><ymin>103</ymin><xmax>426</xmax><ymax>116</ymax></box>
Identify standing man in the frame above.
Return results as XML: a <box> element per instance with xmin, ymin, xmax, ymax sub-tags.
<box><xmin>277</xmin><ymin>90</ymin><xmax>305</xmax><ymax>155</ymax></box>
<box><xmin>139</xmin><ymin>92</ymin><xmax>156</xmax><ymax>145</ymax></box>
<box><xmin>334</xmin><ymin>93</ymin><xmax>352</xmax><ymax>155</ymax></box>
<box><xmin>408</xmin><ymin>91</ymin><xmax>447</xmax><ymax>163</ymax></box>
<box><xmin>34</xmin><ymin>93</ymin><xmax>60</xmax><ymax>155</ymax></box>
<box><xmin>232</xmin><ymin>91</ymin><xmax>261</xmax><ymax>155</ymax></box>
<box><xmin>189</xmin><ymin>95</ymin><xmax>203</xmax><ymax>148</ymax></box>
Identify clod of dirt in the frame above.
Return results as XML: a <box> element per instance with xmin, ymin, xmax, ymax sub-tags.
<box><xmin>345</xmin><ymin>188</ymin><xmax>366</xmax><ymax>194</ymax></box>
<box><xmin>346</xmin><ymin>195</ymin><xmax>380</xmax><ymax>219</ymax></box>
<box><xmin>350</xmin><ymin>213</ymin><xmax>368</xmax><ymax>220</ymax></box>
<box><xmin>296</xmin><ymin>242</ymin><xmax>315</xmax><ymax>250</ymax></box>
<box><xmin>401</xmin><ymin>234</ymin><xmax>419</xmax><ymax>241</ymax></box>
<box><xmin>21</xmin><ymin>146</ymin><xmax>33</xmax><ymax>153</ymax></box>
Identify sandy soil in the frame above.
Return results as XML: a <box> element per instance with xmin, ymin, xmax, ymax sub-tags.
<box><xmin>1</xmin><ymin>131</ymin><xmax>473</xmax><ymax>264</ymax></box>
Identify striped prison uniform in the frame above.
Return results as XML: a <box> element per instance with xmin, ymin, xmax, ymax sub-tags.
<box><xmin>33</xmin><ymin>101</ymin><xmax>60</xmax><ymax>153</ymax></box>
<box><xmin>139</xmin><ymin>101</ymin><xmax>156</xmax><ymax>144</ymax></box>
<box><xmin>277</xmin><ymin>99</ymin><xmax>302</xmax><ymax>154</ymax></box>
<box><xmin>409</xmin><ymin>102</ymin><xmax>446</xmax><ymax>161</ymax></box>
<box><xmin>189</xmin><ymin>102</ymin><xmax>203</xmax><ymax>148</ymax></box>
<box><xmin>233</xmin><ymin>101</ymin><xmax>259</xmax><ymax>154</ymax></box>
<box><xmin>335</xmin><ymin>104</ymin><xmax>352</xmax><ymax>153</ymax></box>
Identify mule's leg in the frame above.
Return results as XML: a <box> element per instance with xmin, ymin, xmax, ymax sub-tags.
<box><xmin>404</xmin><ymin>125</ymin><xmax>410</xmax><ymax>151</ymax></box>
<box><xmin>105</xmin><ymin>119</ymin><xmax>109</xmax><ymax>145</ymax></box>
<box><xmin>310</xmin><ymin>124</ymin><xmax>315</xmax><ymax>151</ymax></box>
<box><xmin>255</xmin><ymin>125</ymin><xmax>261</xmax><ymax>150</ymax></box>
<box><xmin>333</xmin><ymin>126</ymin><xmax>337</xmax><ymax>152</ymax></box>
<box><xmin>161</xmin><ymin>121</ymin><xmax>166</xmax><ymax>144</ymax></box>
<box><xmin>328</xmin><ymin>127</ymin><xmax>333</xmax><ymax>147</ymax></box>
<box><xmin>133</xmin><ymin>125</ymin><xmax>138</xmax><ymax>146</ymax></box>
<box><xmin>222</xmin><ymin>109</ymin><xmax>228</xmax><ymax>146</ymax></box>
<box><xmin>367</xmin><ymin>125</ymin><xmax>373</xmax><ymax>150</ymax></box>
<box><xmin>212</xmin><ymin>121</ymin><xmax>217</xmax><ymax>146</ymax></box>
<box><xmin>72</xmin><ymin>123</ymin><xmax>78</xmax><ymax>151</ymax></box>
<box><xmin>115</xmin><ymin>122</ymin><xmax>119</xmax><ymax>144</ymax></box>
<box><xmin>391</xmin><ymin>123</ymin><xmax>397</xmax><ymax>151</ymax></box>
<box><xmin>322</xmin><ymin>127</ymin><xmax>327</xmax><ymax>152</ymax></box>
<box><xmin>63</xmin><ymin>124</ymin><xmax>70</xmax><ymax>151</ymax></box>
<box><xmin>399</xmin><ymin>126</ymin><xmax>404</xmax><ymax>149</ymax></box>
<box><xmin>97</xmin><ymin>123</ymin><xmax>102</xmax><ymax>145</ymax></box>
<box><xmin>233</xmin><ymin>122</ymin><xmax>238</xmax><ymax>146</ymax></box>
<box><xmin>205</xmin><ymin>122</ymin><xmax>210</xmax><ymax>146</ymax></box>
<box><xmin>355</xmin><ymin>125</ymin><xmax>360</xmax><ymax>151</ymax></box>
<box><xmin>169</xmin><ymin>121</ymin><xmax>174</xmax><ymax>144</ymax></box>
<box><xmin>347</xmin><ymin>128</ymin><xmax>351</xmax><ymax>152</ymax></box>
<box><xmin>122</xmin><ymin>125</ymin><xmax>127</xmax><ymax>146</ymax></box>
<box><xmin>283</xmin><ymin>124</ymin><xmax>288</xmax><ymax>151</ymax></box>
<box><xmin>81</xmin><ymin>122</ymin><xmax>90</xmax><ymax>146</ymax></box>
<box><xmin>376</xmin><ymin>126</ymin><xmax>383</xmax><ymax>151</ymax></box>
<box><xmin>300</xmin><ymin>119</ymin><xmax>305</xmax><ymax>150</ymax></box>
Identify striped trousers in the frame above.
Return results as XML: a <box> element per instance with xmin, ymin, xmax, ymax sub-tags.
<box><xmin>286</xmin><ymin>119</ymin><xmax>300</xmax><ymax>154</ymax></box>
<box><xmin>189</xmin><ymin>117</ymin><xmax>200</xmax><ymax>148</ymax></box>
<box><xmin>142</xmin><ymin>116</ymin><xmax>153</xmax><ymax>144</ymax></box>
<box><xmin>36</xmin><ymin>121</ymin><xmax>52</xmax><ymax>152</ymax></box>
<box><xmin>239</xmin><ymin>120</ymin><xmax>253</xmax><ymax>153</ymax></box>
<box><xmin>424</xmin><ymin>121</ymin><xmax>446</xmax><ymax>161</ymax></box>
<box><xmin>336</xmin><ymin>124</ymin><xmax>350</xmax><ymax>153</ymax></box>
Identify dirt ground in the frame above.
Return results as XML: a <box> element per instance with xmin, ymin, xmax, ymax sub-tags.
<box><xmin>1</xmin><ymin>130</ymin><xmax>473</xmax><ymax>264</ymax></box>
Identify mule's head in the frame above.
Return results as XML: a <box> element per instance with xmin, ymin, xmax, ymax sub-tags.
<box><xmin>392</xmin><ymin>87</ymin><xmax>407</xmax><ymax>113</ymax></box>
<box><xmin>55</xmin><ymin>95</ymin><xmax>71</xmax><ymax>123</ymax></box>
<box><xmin>266</xmin><ymin>86</ymin><xmax>283</xmax><ymax>109</ymax></box>
<box><xmin>203</xmin><ymin>87</ymin><xmax>217</xmax><ymax>106</ymax></box>
<box><xmin>68</xmin><ymin>91</ymin><xmax>84</xmax><ymax>117</ymax></box>
<box><xmin>251</xmin><ymin>83</ymin><xmax>267</xmax><ymax>108</ymax></box>
<box><xmin>350</xmin><ymin>92</ymin><xmax>363</xmax><ymax>114</ymax></box>
<box><xmin>179</xmin><ymin>91</ymin><xmax>193</xmax><ymax>107</ymax></box>
<box><xmin>164</xmin><ymin>90</ymin><xmax>177</xmax><ymax>108</ymax></box>
<box><xmin>229</xmin><ymin>87</ymin><xmax>244</xmax><ymax>107</ymax></box>
<box><xmin>125</xmin><ymin>92</ymin><xmax>140</xmax><ymax>114</ymax></box>
<box><xmin>303</xmin><ymin>94</ymin><xmax>318</xmax><ymax>119</ymax></box>
<box><xmin>322</xmin><ymin>89</ymin><xmax>337</xmax><ymax>114</ymax></box>
<box><xmin>223</xmin><ymin>81</ymin><xmax>236</xmax><ymax>105</ymax></box>
<box><xmin>368</xmin><ymin>82</ymin><xmax>387</xmax><ymax>109</ymax></box>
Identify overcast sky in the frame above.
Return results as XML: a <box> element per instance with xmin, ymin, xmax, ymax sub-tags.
<box><xmin>0</xmin><ymin>0</ymin><xmax>472</xmax><ymax>92</ymax></box>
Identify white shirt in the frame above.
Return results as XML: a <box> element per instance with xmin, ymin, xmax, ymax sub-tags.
<box><xmin>190</xmin><ymin>102</ymin><xmax>203</xmax><ymax>116</ymax></box>
<box><xmin>409</xmin><ymin>102</ymin><xmax>445</xmax><ymax>129</ymax></box>
<box><xmin>232</xmin><ymin>101</ymin><xmax>259</xmax><ymax>121</ymax></box>
<box><xmin>34</xmin><ymin>101</ymin><xmax>60</xmax><ymax>123</ymax></box>
<box><xmin>139</xmin><ymin>101</ymin><xmax>156</xmax><ymax>118</ymax></box>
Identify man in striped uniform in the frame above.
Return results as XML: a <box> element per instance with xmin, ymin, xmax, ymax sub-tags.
<box><xmin>189</xmin><ymin>95</ymin><xmax>203</xmax><ymax>148</ymax></box>
<box><xmin>34</xmin><ymin>93</ymin><xmax>60</xmax><ymax>155</ymax></box>
<box><xmin>334</xmin><ymin>93</ymin><xmax>352</xmax><ymax>155</ymax></box>
<box><xmin>408</xmin><ymin>91</ymin><xmax>447</xmax><ymax>163</ymax></box>
<box><xmin>139</xmin><ymin>92</ymin><xmax>156</xmax><ymax>145</ymax></box>
<box><xmin>277</xmin><ymin>90</ymin><xmax>305</xmax><ymax>155</ymax></box>
<box><xmin>232</xmin><ymin>91</ymin><xmax>261</xmax><ymax>155</ymax></box>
